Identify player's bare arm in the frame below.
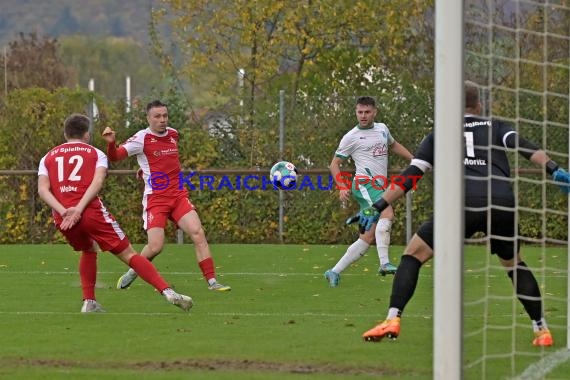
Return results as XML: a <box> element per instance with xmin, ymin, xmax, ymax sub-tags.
<box><xmin>37</xmin><ymin>175</ymin><xmax>67</xmax><ymax>216</ymax></box>
<box><xmin>390</xmin><ymin>141</ymin><xmax>414</xmax><ymax>161</ymax></box>
<box><xmin>329</xmin><ymin>155</ymin><xmax>351</xmax><ymax>201</ymax></box>
<box><xmin>75</xmin><ymin>167</ymin><xmax>106</xmax><ymax>213</ymax></box>
<box><xmin>60</xmin><ymin>167</ymin><xmax>107</xmax><ymax>230</ymax></box>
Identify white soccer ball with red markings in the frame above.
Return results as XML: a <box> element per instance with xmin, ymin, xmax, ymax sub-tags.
<box><xmin>270</xmin><ymin>161</ymin><xmax>298</xmax><ymax>189</ymax></box>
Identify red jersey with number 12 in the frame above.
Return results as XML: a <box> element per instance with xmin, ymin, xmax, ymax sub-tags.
<box><xmin>38</xmin><ymin>141</ymin><xmax>108</xmax><ymax>211</ymax></box>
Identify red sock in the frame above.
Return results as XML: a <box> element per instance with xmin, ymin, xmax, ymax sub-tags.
<box><xmin>79</xmin><ymin>251</ymin><xmax>97</xmax><ymax>300</ymax></box>
<box><xmin>198</xmin><ymin>257</ymin><xmax>216</xmax><ymax>282</ymax></box>
<box><xmin>128</xmin><ymin>255</ymin><xmax>169</xmax><ymax>292</ymax></box>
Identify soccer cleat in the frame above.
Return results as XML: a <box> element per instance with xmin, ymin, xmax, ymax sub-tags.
<box><xmin>378</xmin><ymin>262</ymin><xmax>398</xmax><ymax>276</ymax></box>
<box><xmin>208</xmin><ymin>282</ymin><xmax>232</xmax><ymax>291</ymax></box>
<box><xmin>533</xmin><ymin>329</ymin><xmax>554</xmax><ymax>347</ymax></box>
<box><xmin>163</xmin><ymin>289</ymin><xmax>193</xmax><ymax>312</ymax></box>
<box><xmin>81</xmin><ymin>299</ymin><xmax>105</xmax><ymax>313</ymax></box>
<box><xmin>362</xmin><ymin>317</ymin><xmax>401</xmax><ymax>342</ymax></box>
<box><xmin>324</xmin><ymin>269</ymin><xmax>340</xmax><ymax>287</ymax></box>
<box><xmin>116</xmin><ymin>269</ymin><xmax>138</xmax><ymax>289</ymax></box>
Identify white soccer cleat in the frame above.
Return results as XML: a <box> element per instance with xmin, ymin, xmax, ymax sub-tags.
<box><xmin>81</xmin><ymin>299</ymin><xmax>105</xmax><ymax>313</ymax></box>
<box><xmin>208</xmin><ymin>282</ymin><xmax>232</xmax><ymax>291</ymax></box>
<box><xmin>116</xmin><ymin>269</ymin><xmax>138</xmax><ymax>289</ymax></box>
<box><xmin>162</xmin><ymin>288</ymin><xmax>193</xmax><ymax>312</ymax></box>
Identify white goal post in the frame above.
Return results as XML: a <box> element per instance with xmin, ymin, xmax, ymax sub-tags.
<box><xmin>440</xmin><ymin>1</ymin><xmax>570</xmax><ymax>379</ymax></box>
<box><xmin>434</xmin><ymin>1</ymin><xmax>464</xmax><ymax>379</ymax></box>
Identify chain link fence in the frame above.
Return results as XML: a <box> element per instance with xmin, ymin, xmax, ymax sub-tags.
<box><xmin>1</xmin><ymin>80</ymin><xmax>566</xmax><ymax>245</ymax></box>
<box><xmin>0</xmin><ymin>83</ymin><xmax>436</xmax><ymax>244</ymax></box>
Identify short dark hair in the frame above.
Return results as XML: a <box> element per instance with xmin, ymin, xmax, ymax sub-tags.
<box><xmin>356</xmin><ymin>96</ymin><xmax>376</xmax><ymax>108</ymax></box>
<box><xmin>146</xmin><ymin>100</ymin><xmax>167</xmax><ymax>113</ymax></box>
<box><xmin>63</xmin><ymin>114</ymin><xmax>90</xmax><ymax>139</ymax></box>
<box><xmin>465</xmin><ymin>80</ymin><xmax>480</xmax><ymax>109</ymax></box>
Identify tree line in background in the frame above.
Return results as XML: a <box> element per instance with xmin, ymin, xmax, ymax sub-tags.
<box><xmin>0</xmin><ymin>32</ymin><xmax>165</xmax><ymax>100</ymax></box>
<box><xmin>0</xmin><ymin>0</ymin><xmax>568</xmax><ymax>244</ymax></box>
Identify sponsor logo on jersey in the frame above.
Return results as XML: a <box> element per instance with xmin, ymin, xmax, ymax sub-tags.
<box><xmin>372</xmin><ymin>143</ymin><xmax>388</xmax><ymax>157</ymax></box>
<box><xmin>152</xmin><ymin>148</ymin><xmax>178</xmax><ymax>157</ymax></box>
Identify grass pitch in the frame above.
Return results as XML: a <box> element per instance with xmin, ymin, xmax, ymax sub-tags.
<box><xmin>0</xmin><ymin>244</ymin><xmax>568</xmax><ymax>379</ymax></box>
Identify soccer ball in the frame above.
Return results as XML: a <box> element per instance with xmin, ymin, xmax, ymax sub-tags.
<box><xmin>269</xmin><ymin>161</ymin><xmax>298</xmax><ymax>189</ymax></box>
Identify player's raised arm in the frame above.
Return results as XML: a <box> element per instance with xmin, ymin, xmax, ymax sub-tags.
<box><xmin>102</xmin><ymin>127</ymin><xmax>128</xmax><ymax>161</ymax></box>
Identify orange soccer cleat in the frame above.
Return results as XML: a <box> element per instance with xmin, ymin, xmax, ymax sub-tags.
<box><xmin>362</xmin><ymin>317</ymin><xmax>401</xmax><ymax>342</ymax></box>
<box><xmin>533</xmin><ymin>329</ymin><xmax>554</xmax><ymax>347</ymax></box>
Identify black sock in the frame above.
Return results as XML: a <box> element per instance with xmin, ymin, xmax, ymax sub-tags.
<box><xmin>390</xmin><ymin>255</ymin><xmax>423</xmax><ymax>312</ymax></box>
<box><xmin>507</xmin><ymin>261</ymin><xmax>543</xmax><ymax>322</ymax></box>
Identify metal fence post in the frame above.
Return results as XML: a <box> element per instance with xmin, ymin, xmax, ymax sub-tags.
<box><xmin>406</xmin><ymin>192</ymin><xmax>412</xmax><ymax>243</ymax></box>
<box><xmin>278</xmin><ymin>89</ymin><xmax>285</xmax><ymax>243</ymax></box>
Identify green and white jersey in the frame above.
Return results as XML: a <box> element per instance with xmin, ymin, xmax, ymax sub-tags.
<box><xmin>335</xmin><ymin>122</ymin><xmax>394</xmax><ymax>181</ymax></box>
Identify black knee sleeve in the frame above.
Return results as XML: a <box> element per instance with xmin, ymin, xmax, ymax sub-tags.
<box><xmin>507</xmin><ymin>261</ymin><xmax>543</xmax><ymax>321</ymax></box>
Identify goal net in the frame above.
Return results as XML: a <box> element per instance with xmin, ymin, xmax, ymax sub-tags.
<box><xmin>463</xmin><ymin>0</ymin><xmax>570</xmax><ymax>378</ymax></box>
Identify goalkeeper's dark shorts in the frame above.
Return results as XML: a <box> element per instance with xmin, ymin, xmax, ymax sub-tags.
<box><xmin>416</xmin><ymin>197</ymin><xmax>518</xmax><ymax>261</ymax></box>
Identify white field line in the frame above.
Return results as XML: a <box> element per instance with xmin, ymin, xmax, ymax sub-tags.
<box><xmin>2</xmin><ymin>270</ymin><xmax>566</xmax><ymax>278</ymax></box>
<box><xmin>0</xmin><ymin>270</ymin><xmax>424</xmax><ymax>276</ymax></box>
<box><xmin>511</xmin><ymin>348</ymin><xmax>570</xmax><ymax>380</ymax></box>
<box><xmin>0</xmin><ymin>310</ymin><xmax>386</xmax><ymax>317</ymax></box>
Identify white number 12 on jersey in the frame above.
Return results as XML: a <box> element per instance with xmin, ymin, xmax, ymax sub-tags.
<box><xmin>55</xmin><ymin>155</ymin><xmax>84</xmax><ymax>182</ymax></box>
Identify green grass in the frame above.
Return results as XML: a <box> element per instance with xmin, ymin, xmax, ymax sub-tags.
<box><xmin>0</xmin><ymin>244</ymin><xmax>568</xmax><ymax>379</ymax></box>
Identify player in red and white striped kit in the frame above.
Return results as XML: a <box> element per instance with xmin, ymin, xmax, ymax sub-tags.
<box><xmin>38</xmin><ymin>113</ymin><xmax>193</xmax><ymax>313</ymax></box>
<box><xmin>103</xmin><ymin>100</ymin><xmax>230</xmax><ymax>292</ymax></box>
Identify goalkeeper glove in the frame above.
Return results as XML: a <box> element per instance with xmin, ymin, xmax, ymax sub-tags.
<box><xmin>346</xmin><ymin>207</ymin><xmax>380</xmax><ymax>233</ymax></box>
<box><xmin>359</xmin><ymin>207</ymin><xmax>380</xmax><ymax>232</ymax></box>
<box><xmin>552</xmin><ymin>168</ymin><xmax>570</xmax><ymax>193</ymax></box>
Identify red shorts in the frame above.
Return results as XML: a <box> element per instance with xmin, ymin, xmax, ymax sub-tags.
<box><xmin>142</xmin><ymin>191</ymin><xmax>195</xmax><ymax>230</ymax></box>
<box><xmin>58</xmin><ymin>203</ymin><xmax>130</xmax><ymax>254</ymax></box>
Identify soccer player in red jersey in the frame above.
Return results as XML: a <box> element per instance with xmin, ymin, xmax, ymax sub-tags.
<box><xmin>38</xmin><ymin>113</ymin><xmax>193</xmax><ymax>313</ymax></box>
<box><xmin>103</xmin><ymin>100</ymin><xmax>231</xmax><ymax>292</ymax></box>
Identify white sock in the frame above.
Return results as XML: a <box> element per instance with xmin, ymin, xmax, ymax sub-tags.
<box><xmin>387</xmin><ymin>307</ymin><xmax>400</xmax><ymax>320</ymax></box>
<box><xmin>208</xmin><ymin>278</ymin><xmax>217</xmax><ymax>286</ymax></box>
<box><xmin>532</xmin><ymin>318</ymin><xmax>548</xmax><ymax>332</ymax></box>
<box><xmin>375</xmin><ymin>219</ymin><xmax>392</xmax><ymax>266</ymax></box>
<box><xmin>332</xmin><ymin>239</ymin><xmax>370</xmax><ymax>273</ymax></box>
